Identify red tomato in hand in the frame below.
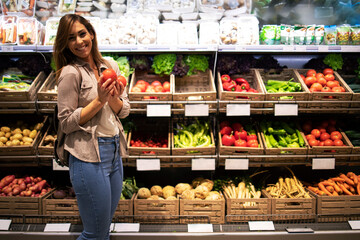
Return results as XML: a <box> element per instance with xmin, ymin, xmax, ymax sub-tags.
<box><xmin>117</xmin><ymin>75</ymin><xmax>127</xmax><ymax>86</ymax></box>
<box><xmin>102</xmin><ymin>69</ymin><xmax>117</xmax><ymax>83</ymax></box>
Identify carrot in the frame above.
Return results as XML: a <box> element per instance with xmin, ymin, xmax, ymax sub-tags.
<box><xmin>333</xmin><ymin>183</ymin><xmax>342</xmax><ymax>194</ymax></box>
<box><xmin>352</xmin><ymin>173</ymin><xmax>358</xmax><ymax>185</ymax></box>
<box><xmin>326</xmin><ymin>185</ymin><xmax>334</xmax><ymax>193</ymax></box>
<box><xmin>308</xmin><ymin>186</ymin><xmax>320</xmax><ymax>194</ymax></box>
<box><xmin>343</xmin><ymin>183</ymin><xmax>350</xmax><ymax>189</ymax></box>
<box><xmin>357</xmin><ymin>184</ymin><xmax>360</xmax><ymax>195</ymax></box>
<box><xmin>331</xmin><ymin>177</ymin><xmax>345</xmax><ymax>182</ymax></box>
<box><xmin>347</xmin><ymin>172</ymin><xmax>354</xmax><ymax>178</ymax></box>
<box><xmin>340</xmin><ymin>174</ymin><xmax>355</xmax><ymax>186</ymax></box>
<box><xmin>349</xmin><ymin>185</ymin><xmax>356</xmax><ymax>194</ymax></box>
<box><xmin>338</xmin><ymin>183</ymin><xmax>353</xmax><ymax>195</ymax></box>
<box><xmin>332</xmin><ymin>191</ymin><xmax>339</xmax><ymax>196</ymax></box>
<box><xmin>318</xmin><ymin>183</ymin><xmax>332</xmax><ymax>196</ymax></box>
<box><xmin>13</xmin><ymin>25</ymin><xmax>17</xmax><ymax>43</ymax></box>
<box><xmin>318</xmin><ymin>190</ymin><xmax>326</xmax><ymax>196</ymax></box>
<box><xmin>321</xmin><ymin>181</ymin><xmax>335</xmax><ymax>186</ymax></box>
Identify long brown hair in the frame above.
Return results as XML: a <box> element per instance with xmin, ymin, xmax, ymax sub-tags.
<box><xmin>53</xmin><ymin>14</ymin><xmax>105</xmax><ymax>80</ymax></box>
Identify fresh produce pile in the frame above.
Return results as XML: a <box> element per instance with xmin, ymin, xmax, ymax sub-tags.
<box><xmin>173</xmin><ymin>120</ymin><xmax>213</xmax><ymax>148</ymax></box>
<box><xmin>264</xmin><ymin>78</ymin><xmax>302</xmax><ymax>96</ymax></box>
<box><xmin>0</xmin><ymin>122</ymin><xmax>43</xmax><ymax>147</ymax></box>
<box><xmin>130</xmin><ymin>135</ymin><xmax>168</xmax><ymax>155</ymax></box>
<box><xmin>0</xmin><ymin>73</ymin><xmax>35</xmax><ymax>92</ymax></box>
<box><xmin>121</xmin><ymin>177</ymin><xmax>138</xmax><ymax>200</ymax></box>
<box><xmin>41</xmin><ymin>132</ymin><xmax>57</xmax><ymax>147</ymax></box>
<box><xmin>220</xmin><ymin>74</ymin><xmax>259</xmax><ymax>93</ymax></box>
<box><xmin>307</xmin><ymin>172</ymin><xmax>360</xmax><ymax>196</ymax></box>
<box><xmin>300</xmin><ymin>68</ymin><xmax>346</xmax><ymax>93</ymax></box>
<box><xmin>219</xmin><ymin>120</ymin><xmax>259</xmax><ymax>148</ymax></box>
<box><xmin>222</xmin><ymin>181</ymin><xmax>261</xmax><ymax>206</ymax></box>
<box><xmin>301</xmin><ymin>119</ymin><xmax>346</xmax><ymax>147</ymax></box>
<box><xmin>0</xmin><ymin>175</ymin><xmax>52</xmax><ymax>197</ymax></box>
<box><xmin>131</xmin><ymin>79</ymin><xmax>171</xmax><ymax>98</ymax></box>
<box><xmin>260</xmin><ymin>120</ymin><xmax>305</xmax><ymax>148</ymax></box>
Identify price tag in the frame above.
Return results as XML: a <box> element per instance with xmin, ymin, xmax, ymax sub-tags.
<box><xmin>348</xmin><ymin>220</ymin><xmax>360</xmax><ymax>230</ymax></box>
<box><xmin>188</xmin><ymin>224</ymin><xmax>213</xmax><ymax>233</ymax></box>
<box><xmin>52</xmin><ymin>159</ymin><xmax>69</xmax><ymax>171</ymax></box>
<box><xmin>286</xmin><ymin>228</ymin><xmax>314</xmax><ymax>233</ymax></box>
<box><xmin>112</xmin><ymin>223</ymin><xmax>140</xmax><ymax>232</ymax></box>
<box><xmin>295</xmin><ymin>45</ymin><xmax>307</xmax><ymax>52</ymax></box>
<box><xmin>312</xmin><ymin>158</ymin><xmax>335</xmax><ymax>170</ymax></box>
<box><xmin>185</xmin><ymin>104</ymin><xmax>209</xmax><ymax>116</ymax></box>
<box><xmin>136</xmin><ymin>159</ymin><xmax>160</xmax><ymax>171</ymax></box>
<box><xmin>0</xmin><ymin>219</ymin><xmax>11</xmax><ymax>231</ymax></box>
<box><xmin>274</xmin><ymin>104</ymin><xmax>298</xmax><ymax>116</ymax></box>
<box><xmin>44</xmin><ymin>223</ymin><xmax>71</xmax><ymax>232</ymax></box>
<box><xmin>226</xmin><ymin>104</ymin><xmax>250</xmax><ymax>116</ymax></box>
<box><xmin>1</xmin><ymin>46</ymin><xmax>14</xmax><ymax>52</ymax></box>
<box><xmin>282</xmin><ymin>45</ymin><xmax>294</xmax><ymax>51</ymax></box>
<box><xmin>192</xmin><ymin>159</ymin><xmax>215</xmax><ymax>171</ymax></box>
<box><xmin>248</xmin><ymin>221</ymin><xmax>275</xmax><ymax>231</ymax></box>
<box><xmin>146</xmin><ymin>104</ymin><xmax>171</xmax><ymax>117</ymax></box>
<box><xmin>306</xmin><ymin>46</ymin><xmax>318</xmax><ymax>51</ymax></box>
<box><xmin>225</xmin><ymin>159</ymin><xmax>249</xmax><ymax>170</ymax></box>
<box><xmin>318</xmin><ymin>46</ymin><xmax>329</xmax><ymax>52</ymax></box>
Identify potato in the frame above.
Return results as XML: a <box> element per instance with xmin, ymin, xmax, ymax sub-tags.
<box><xmin>5</xmin><ymin>132</ymin><xmax>11</xmax><ymax>138</ymax></box>
<box><xmin>34</xmin><ymin>123</ymin><xmax>43</xmax><ymax>131</ymax></box>
<box><xmin>29</xmin><ymin>130</ymin><xmax>37</xmax><ymax>139</ymax></box>
<box><xmin>22</xmin><ymin>137</ymin><xmax>33</xmax><ymax>143</ymax></box>
<box><xmin>0</xmin><ymin>137</ymin><xmax>7</xmax><ymax>144</ymax></box>
<box><xmin>138</xmin><ymin>188</ymin><xmax>151</xmax><ymax>199</ymax></box>
<box><xmin>12</xmin><ymin>128</ymin><xmax>22</xmax><ymax>135</ymax></box>
<box><xmin>0</xmin><ymin>131</ymin><xmax>5</xmax><ymax>137</ymax></box>
<box><xmin>0</xmin><ymin>142</ymin><xmax>4</xmax><ymax>146</ymax></box>
<box><xmin>12</xmin><ymin>139</ymin><xmax>20</xmax><ymax>146</ymax></box>
<box><xmin>22</xmin><ymin>129</ymin><xmax>31</xmax><ymax>137</ymax></box>
<box><xmin>1</xmin><ymin>126</ymin><xmax>10</xmax><ymax>133</ymax></box>
<box><xmin>12</xmin><ymin>133</ymin><xmax>23</xmax><ymax>141</ymax></box>
<box><xmin>23</xmin><ymin>142</ymin><xmax>32</xmax><ymax>146</ymax></box>
<box><xmin>5</xmin><ymin>141</ymin><xmax>12</xmax><ymax>146</ymax></box>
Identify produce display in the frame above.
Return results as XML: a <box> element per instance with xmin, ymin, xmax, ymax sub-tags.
<box><xmin>308</xmin><ymin>172</ymin><xmax>360</xmax><ymax>196</ymax></box>
<box><xmin>300</xmin><ymin>68</ymin><xmax>346</xmax><ymax>93</ymax></box>
<box><xmin>0</xmin><ymin>73</ymin><xmax>34</xmax><ymax>91</ymax></box>
<box><xmin>173</xmin><ymin>120</ymin><xmax>213</xmax><ymax>149</ymax></box>
<box><xmin>221</xmin><ymin>74</ymin><xmax>259</xmax><ymax>93</ymax></box>
<box><xmin>219</xmin><ymin>120</ymin><xmax>259</xmax><ymax>148</ymax></box>
<box><xmin>131</xmin><ymin>79</ymin><xmax>171</xmax><ymax>95</ymax></box>
<box><xmin>264</xmin><ymin>78</ymin><xmax>302</xmax><ymax>95</ymax></box>
<box><xmin>0</xmin><ymin>174</ymin><xmax>52</xmax><ymax>197</ymax></box>
<box><xmin>0</xmin><ymin>121</ymin><xmax>43</xmax><ymax>147</ymax></box>
<box><xmin>222</xmin><ymin>181</ymin><xmax>261</xmax><ymax>204</ymax></box>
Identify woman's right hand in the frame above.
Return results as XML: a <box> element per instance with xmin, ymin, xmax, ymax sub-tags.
<box><xmin>97</xmin><ymin>76</ymin><xmax>116</xmax><ymax>104</ymax></box>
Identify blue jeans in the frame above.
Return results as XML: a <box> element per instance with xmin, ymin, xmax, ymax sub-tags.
<box><xmin>69</xmin><ymin>135</ymin><xmax>123</xmax><ymax>240</ymax></box>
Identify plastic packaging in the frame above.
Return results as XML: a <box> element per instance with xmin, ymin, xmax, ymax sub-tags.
<box><xmin>58</xmin><ymin>0</ymin><xmax>77</xmax><ymax>14</ymax></box>
<box><xmin>1</xmin><ymin>0</ymin><xmax>36</xmax><ymax>17</ymax></box>
<box><xmin>157</xmin><ymin>22</ymin><xmax>179</xmax><ymax>45</ymax></box>
<box><xmin>44</xmin><ymin>17</ymin><xmax>60</xmax><ymax>45</ymax></box>
<box><xmin>219</xmin><ymin>17</ymin><xmax>238</xmax><ymax>45</ymax></box>
<box><xmin>293</xmin><ymin>25</ymin><xmax>306</xmax><ymax>45</ymax></box>
<box><xmin>117</xmin><ymin>14</ymin><xmax>137</xmax><ymax>44</ymax></box>
<box><xmin>337</xmin><ymin>24</ymin><xmax>351</xmax><ymax>45</ymax></box>
<box><xmin>237</xmin><ymin>14</ymin><xmax>259</xmax><ymax>45</ymax></box>
<box><xmin>97</xmin><ymin>18</ymin><xmax>121</xmax><ymax>45</ymax></box>
<box><xmin>223</xmin><ymin>0</ymin><xmax>247</xmax><ymax>16</ymax></box>
<box><xmin>305</xmin><ymin>25</ymin><xmax>315</xmax><ymax>45</ymax></box>
<box><xmin>199</xmin><ymin>20</ymin><xmax>219</xmax><ymax>45</ymax></box>
<box><xmin>350</xmin><ymin>25</ymin><xmax>360</xmax><ymax>45</ymax></box>
<box><xmin>172</xmin><ymin>0</ymin><xmax>195</xmax><ymax>14</ymax></box>
<box><xmin>18</xmin><ymin>0</ymin><xmax>37</xmax><ymax>17</ymax></box>
<box><xmin>324</xmin><ymin>25</ymin><xmax>336</xmax><ymax>45</ymax></box>
<box><xmin>259</xmin><ymin>25</ymin><xmax>276</xmax><ymax>45</ymax></box>
<box><xmin>35</xmin><ymin>0</ymin><xmax>57</xmax><ymax>24</ymax></box>
<box><xmin>177</xmin><ymin>21</ymin><xmax>198</xmax><ymax>45</ymax></box>
<box><xmin>314</xmin><ymin>25</ymin><xmax>324</xmax><ymax>45</ymax></box>
<box><xmin>136</xmin><ymin>14</ymin><xmax>158</xmax><ymax>45</ymax></box>
<box><xmin>280</xmin><ymin>24</ymin><xmax>291</xmax><ymax>45</ymax></box>
<box><xmin>155</xmin><ymin>0</ymin><xmax>172</xmax><ymax>12</ymax></box>
<box><xmin>17</xmin><ymin>17</ymin><xmax>37</xmax><ymax>45</ymax></box>
<box><xmin>0</xmin><ymin>16</ymin><xmax>18</xmax><ymax>45</ymax></box>
<box><xmin>198</xmin><ymin>0</ymin><xmax>224</xmax><ymax>13</ymax></box>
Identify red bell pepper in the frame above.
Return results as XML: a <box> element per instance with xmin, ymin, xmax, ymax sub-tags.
<box><xmin>248</xmin><ymin>88</ymin><xmax>259</xmax><ymax>93</ymax></box>
<box><xmin>223</xmin><ymin>81</ymin><xmax>236</xmax><ymax>91</ymax></box>
<box><xmin>240</xmin><ymin>82</ymin><xmax>250</xmax><ymax>90</ymax></box>
<box><xmin>235</xmin><ymin>78</ymin><xmax>248</xmax><ymax>85</ymax></box>
<box><xmin>221</xmin><ymin>74</ymin><xmax>231</xmax><ymax>83</ymax></box>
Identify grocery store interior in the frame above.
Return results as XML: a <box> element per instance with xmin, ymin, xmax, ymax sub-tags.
<box><xmin>1</xmin><ymin>0</ymin><xmax>360</xmax><ymax>239</ymax></box>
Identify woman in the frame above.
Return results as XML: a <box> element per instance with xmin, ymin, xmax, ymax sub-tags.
<box><xmin>53</xmin><ymin>14</ymin><xmax>130</xmax><ymax>240</ymax></box>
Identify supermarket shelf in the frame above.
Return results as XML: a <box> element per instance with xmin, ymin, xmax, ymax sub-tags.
<box><xmin>218</xmin><ymin>45</ymin><xmax>360</xmax><ymax>53</ymax></box>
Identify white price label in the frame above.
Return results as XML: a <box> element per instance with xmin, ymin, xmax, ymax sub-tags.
<box><xmin>312</xmin><ymin>158</ymin><xmax>335</xmax><ymax>170</ymax></box>
<box><xmin>248</xmin><ymin>221</ymin><xmax>275</xmax><ymax>231</ymax></box>
<box><xmin>282</xmin><ymin>46</ymin><xmax>294</xmax><ymax>51</ymax></box>
<box><xmin>1</xmin><ymin>46</ymin><xmax>14</xmax><ymax>52</ymax></box>
<box><xmin>318</xmin><ymin>46</ymin><xmax>329</xmax><ymax>52</ymax></box>
<box><xmin>274</xmin><ymin>104</ymin><xmax>298</xmax><ymax>116</ymax></box>
<box><xmin>286</xmin><ymin>228</ymin><xmax>314</xmax><ymax>233</ymax></box>
<box><xmin>226</xmin><ymin>104</ymin><xmax>250</xmax><ymax>116</ymax></box>
<box><xmin>0</xmin><ymin>219</ymin><xmax>11</xmax><ymax>231</ymax></box>
<box><xmin>185</xmin><ymin>104</ymin><xmax>209</xmax><ymax>116</ymax></box>
<box><xmin>44</xmin><ymin>223</ymin><xmax>71</xmax><ymax>232</ymax></box>
<box><xmin>191</xmin><ymin>159</ymin><xmax>215</xmax><ymax>171</ymax></box>
<box><xmin>52</xmin><ymin>159</ymin><xmax>69</xmax><ymax>171</ymax></box>
<box><xmin>188</xmin><ymin>224</ymin><xmax>213</xmax><ymax>232</ymax></box>
<box><xmin>136</xmin><ymin>159</ymin><xmax>160</xmax><ymax>171</ymax></box>
<box><xmin>225</xmin><ymin>159</ymin><xmax>249</xmax><ymax>170</ymax></box>
<box><xmin>348</xmin><ymin>220</ymin><xmax>360</xmax><ymax>230</ymax></box>
<box><xmin>147</xmin><ymin>105</ymin><xmax>171</xmax><ymax>117</ymax></box>
<box><xmin>295</xmin><ymin>45</ymin><xmax>307</xmax><ymax>52</ymax></box>
<box><xmin>112</xmin><ymin>223</ymin><xmax>140</xmax><ymax>232</ymax></box>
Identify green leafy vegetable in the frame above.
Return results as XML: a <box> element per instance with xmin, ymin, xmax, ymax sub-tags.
<box><xmin>323</xmin><ymin>54</ymin><xmax>343</xmax><ymax>71</ymax></box>
<box><xmin>120</xmin><ymin>177</ymin><xmax>138</xmax><ymax>200</ymax></box>
<box><xmin>103</xmin><ymin>55</ymin><xmax>134</xmax><ymax>78</ymax></box>
<box><xmin>184</xmin><ymin>55</ymin><xmax>209</xmax><ymax>75</ymax></box>
<box><xmin>151</xmin><ymin>54</ymin><xmax>177</xmax><ymax>75</ymax></box>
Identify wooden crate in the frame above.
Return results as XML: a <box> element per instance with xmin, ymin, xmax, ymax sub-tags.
<box><xmin>134</xmin><ymin>193</ymin><xmax>179</xmax><ymax>224</ymax></box>
<box><xmin>225</xmin><ymin>192</ymin><xmax>271</xmax><ymax>223</ymax></box>
<box><xmin>295</xmin><ymin>70</ymin><xmax>353</xmax><ymax>111</ymax></box>
<box><xmin>0</xmin><ymin>115</ymin><xmax>48</xmax><ymax>156</ymax></box>
<box><xmin>37</xmin><ymin>125</ymin><xmax>56</xmax><ymax>155</ymax></box>
<box><xmin>217</xmin><ymin>69</ymin><xmax>265</xmax><ymax>114</ymax></box>
<box><xmin>339</xmin><ymin>74</ymin><xmax>360</xmax><ymax>113</ymax></box>
<box><xmin>307</xmin><ymin>131</ymin><xmax>353</xmax><ymax>156</ymax></box>
<box><xmin>129</xmin><ymin>71</ymin><xmax>174</xmax><ymax>108</ymax></box>
<box><xmin>262</xmin><ymin>190</ymin><xmax>316</xmax><ymax>221</ymax></box>
<box><xmin>180</xmin><ymin>198</ymin><xmax>225</xmax><ymax>224</ymax></box>
<box><xmin>173</xmin><ymin>69</ymin><xmax>217</xmax><ymax>112</ymax></box>
<box><xmin>0</xmin><ymin>189</ymin><xmax>54</xmax><ymax>215</ymax></box>
<box><xmin>37</xmin><ymin>71</ymin><xmax>57</xmax><ymax>110</ymax></box>
<box><xmin>0</xmin><ymin>70</ymin><xmax>46</xmax><ymax>109</ymax></box>
<box><xmin>256</xmin><ymin>69</ymin><xmax>309</xmax><ymax>108</ymax></box>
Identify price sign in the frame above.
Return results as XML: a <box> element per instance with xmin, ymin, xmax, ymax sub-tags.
<box><xmin>248</xmin><ymin>221</ymin><xmax>275</xmax><ymax>231</ymax></box>
<box><xmin>188</xmin><ymin>224</ymin><xmax>213</xmax><ymax>232</ymax></box>
<box><xmin>44</xmin><ymin>223</ymin><xmax>71</xmax><ymax>232</ymax></box>
<box><xmin>112</xmin><ymin>223</ymin><xmax>140</xmax><ymax>232</ymax></box>
<box><xmin>348</xmin><ymin>220</ymin><xmax>360</xmax><ymax>230</ymax></box>
<box><xmin>282</xmin><ymin>46</ymin><xmax>294</xmax><ymax>52</ymax></box>
<box><xmin>192</xmin><ymin>159</ymin><xmax>215</xmax><ymax>171</ymax></box>
<box><xmin>52</xmin><ymin>159</ymin><xmax>69</xmax><ymax>171</ymax></box>
<box><xmin>226</xmin><ymin>104</ymin><xmax>250</xmax><ymax>116</ymax></box>
<box><xmin>295</xmin><ymin>45</ymin><xmax>307</xmax><ymax>52</ymax></box>
<box><xmin>0</xmin><ymin>219</ymin><xmax>11</xmax><ymax>231</ymax></box>
<box><xmin>274</xmin><ymin>104</ymin><xmax>298</xmax><ymax>116</ymax></box>
<box><xmin>1</xmin><ymin>46</ymin><xmax>14</xmax><ymax>52</ymax></box>
<box><xmin>185</xmin><ymin>104</ymin><xmax>209</xmax><ymax>116</ymax></box>
<box><xmin>318</xmin><ymin>46</ymin><xmax>329</xmax><ymax>52</ymax></box>
<box><xmin>312</xmin><ymin>158</ymin><xmax>335</xmax><ymax>170</ymax></box>
<box><xmin>286</xmin><ymin>228</ymin><xmax>314</xmax><ymax>233</ymax></box>
<box><xmin>136</xmin><ymin>159</ymin><xmax>160</xmax><ymax>171</ymax></box>
<box><xmin>225</xmin><ymin>159</ymin><xmax>249</xmax><ymax>170</ymax></box>
<box><xmin>147</xmin><ymin>104</ymin><xmax>171</xmax><ymax>117</ymax></box>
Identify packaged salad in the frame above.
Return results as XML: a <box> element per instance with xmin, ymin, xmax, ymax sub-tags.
<box><xmin>0</xmin><ymin>16</ymin><xmax>18</xmax><ymax>45</ymax></box>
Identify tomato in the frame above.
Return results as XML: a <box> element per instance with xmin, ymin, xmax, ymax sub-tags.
<box><xmin>315</xmin><ymin>73</ymin><xmax>324</xmax><ymax>79</ymax></box>
<box><xmin>323</xmin><ymin>68</ymin><xmax>334</xmax><ymax>75</ymax></box>
<box><xmin>311</xmin><ymin>129</ymin><xmax>321</xmax><ymax>138</ymax></box>
<box><xmin>306</xmin><ymin>69</ymin><xmax>316</xmax><ymax>77</ymax></box>
<box><xmin>306</xmin><ymin>134</ymin><xmax>316</xmax><ymax>141</ymax></box>
<box><xmin>332</xmin><ymin>86</ymin><xmax>343</xmax><ymax>92</ymax></box>
<box><xmin>154</xmin><ymin>85</ymin><xmax>164</xmax><ymax>92</ymax></box>
<box><xmin>163</xmin><ymin>81</ymin><xmax>171</xmax><ymax>92</ymax></box>
<box><xmin>247</xmin><ymin>134</ymin><xmax>258</xmax><ymax>141</ymax></box>
<box><xmin>145</xmin><ymin>86</ymin><xmax>156</xmax><ymax>93</ymax></box>
<box><xmin>102</xmin><ymin>69</ymin><xmax>117</xmax><ymax>83</ymax></box>
<box><xmin>308</xmin><ymin>139</ymin><xmax>319</xmax><ymax>146</ymax></box>
<box><xmin>310</xmin><ymin>83</ymin><xmax>323</xmax><ymax>91</ymax></box>
<box><xmin>151</xmin><ymin>80</ymin><xmax>162</xmax><ymax>87</ymax></box>
<box><xmin>135</xmin><ymin>83</ymin><xmax>146</xmax><ymax>92</ymax></box>
<box><xmin>131</xmin><ymin>86</ymin><xmax>142</xmax><ymax>92</ymax></box>
<box><xmin>234</xmin><ymin>139</ymin><xmax>247</xmax><ymax>147</ymax></box>
<box><xmin>319</xmin><ymin>128</ymin><xmax>327</xmax><ymax>133</ymax></box>
<box><xmin>324</xmin><ymin>74</ymin><xmax>335</xmax><ymax>81</ymax></box>
<box><xmin>231</xmin><ymin>123</ymin><xmax>243</xmax><ymax>132</ymax></box>
<box><xmin>117</xmin><ymin>75</ymin><xmax>127</xmax><ymax>86</ymax></box>
<box><xmin>319</xmin><ymin>141</ymin><xmax>325</xmax><ymax>146</ymax></box>
<box><xmin>324</xmin><ymin>139</ymin><xmax>334</xmax><ymax>146</ymax></box>
<box><xmin>326</xmin><ymin>81</ymin><xmax>338</xmax><ymax>89</ymax></box>
<box><xmin>137</xmin><ymin>80</ymin><xmax>149</xmax><ymax>87</ymax></box>
<box><xmin>302</xmin><ymin>121</ymin><xmax>313</xmax><ymax>133</ymax></box>
<box><xmin>304</xmin><ymin>76</ymin><xmax>316</xmax><ymax>87</ymax></box>
<box><xmin>320</xmin><ymin>132</ymin><xmax>330</xmax><ymax>141</ymax></box>
<box><xmin>330</xmin><ymin>131</ymin><xmax>342</xmax><ymax>141</ymax></box>
<box><xmin>321</xmin><ymin>86</ymin><xmax>332</xmax><ymax>92</ymax></box>
<box><xmin>317</xmin><ymin>77</ymin><xmax>327</xmax><ymax>86</ymax></box>
<box><xmin>334</xmin><ymin>139</ymin><xmax>344</xmax><ymax>146</ymax></box>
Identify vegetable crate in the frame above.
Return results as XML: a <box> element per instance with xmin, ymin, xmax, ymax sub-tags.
<box><xmin>0</xmin><ymin>70</ymin><xmax>46</xmax><ymax>109</ymax></box>
<box><xmin>180</xmin><ymin>198</ymin><xmax>225</xmax><ymax>224</ymax></box>
<box><xmin>134</xmin><ymin>193</ymin><xmax>179</xmax><ymax>224</ymax></box>
<box><xmin>217</xmin><ymin>69</ymin><xmax>265</xmax><ymax>114</ymax></box>
<box><xmin>309</xmin><ymin>191</ymin><xmax>360</xmax><ymax>222</ymax></box>
<box><xmin>262</xmin><ymin>190</ymin><xmax>316</xmax><ymax>221</ymax></box>
<box><xmin>37</xmin><ymin>125</ymin><xmax>56</xmax><ymax>155</ymax></box>
<box><xmin>225</xmin><ymin>193</ymin><xmax>272</xmax><ymax>223</ymax></box>
<box><xmin>0</xmin><ymin>189</ymin><xmax>54</xmax><ymax>215</ymax></box>
<box><xmin>172</xmin><ymin>69</ymin><xmax>217</xmax><ymax>114</ymax></box>
<box><xmin>127</xmin><ymin>118</ymin><xmax>172</xmax><ymax>167</ymax></box>
<box><xmin>37</xmin><ymin>71</ymin><xmax>57</xmax><ymax>110</ymax></box>
<box><xmin>256</xmin><ymin>69</ymin><xmax>309</xmax><ymax>110</ymax></box>
<box><xmin>129</xmin><ymin>71</ymin><xmax>174</xmax><ymax>108</ymax></box>
<box><xmin>340</xmin><ymin>74</ymin><xmax>360</xmax><ymax>114</ymax></box>
<box><xmin>0</xmin><ymin>115</ymin><xmax>48</xmax><ymax>156</ymax></box>
<box><xmin>295</xmin><ymin>70</ymin><xmax>353</xmax><ymax>112</ymax></box>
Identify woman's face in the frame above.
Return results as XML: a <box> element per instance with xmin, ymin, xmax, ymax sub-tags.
<box><xmin>67</xmin><ymin>21</ymin><xmax>94</xmax><ymax>62</ymax></box>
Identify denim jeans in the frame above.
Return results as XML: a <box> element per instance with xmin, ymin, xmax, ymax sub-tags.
<box><xmin>69</xmin><ymin>135</ymin><xmax>123</xmax><ymax>240</ymax></box>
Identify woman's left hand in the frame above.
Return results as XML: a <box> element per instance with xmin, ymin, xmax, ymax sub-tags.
<box><xmin>109</xmin><ymin>80</ymin><xmax>124</xmax><ymax>101</ymax></box>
